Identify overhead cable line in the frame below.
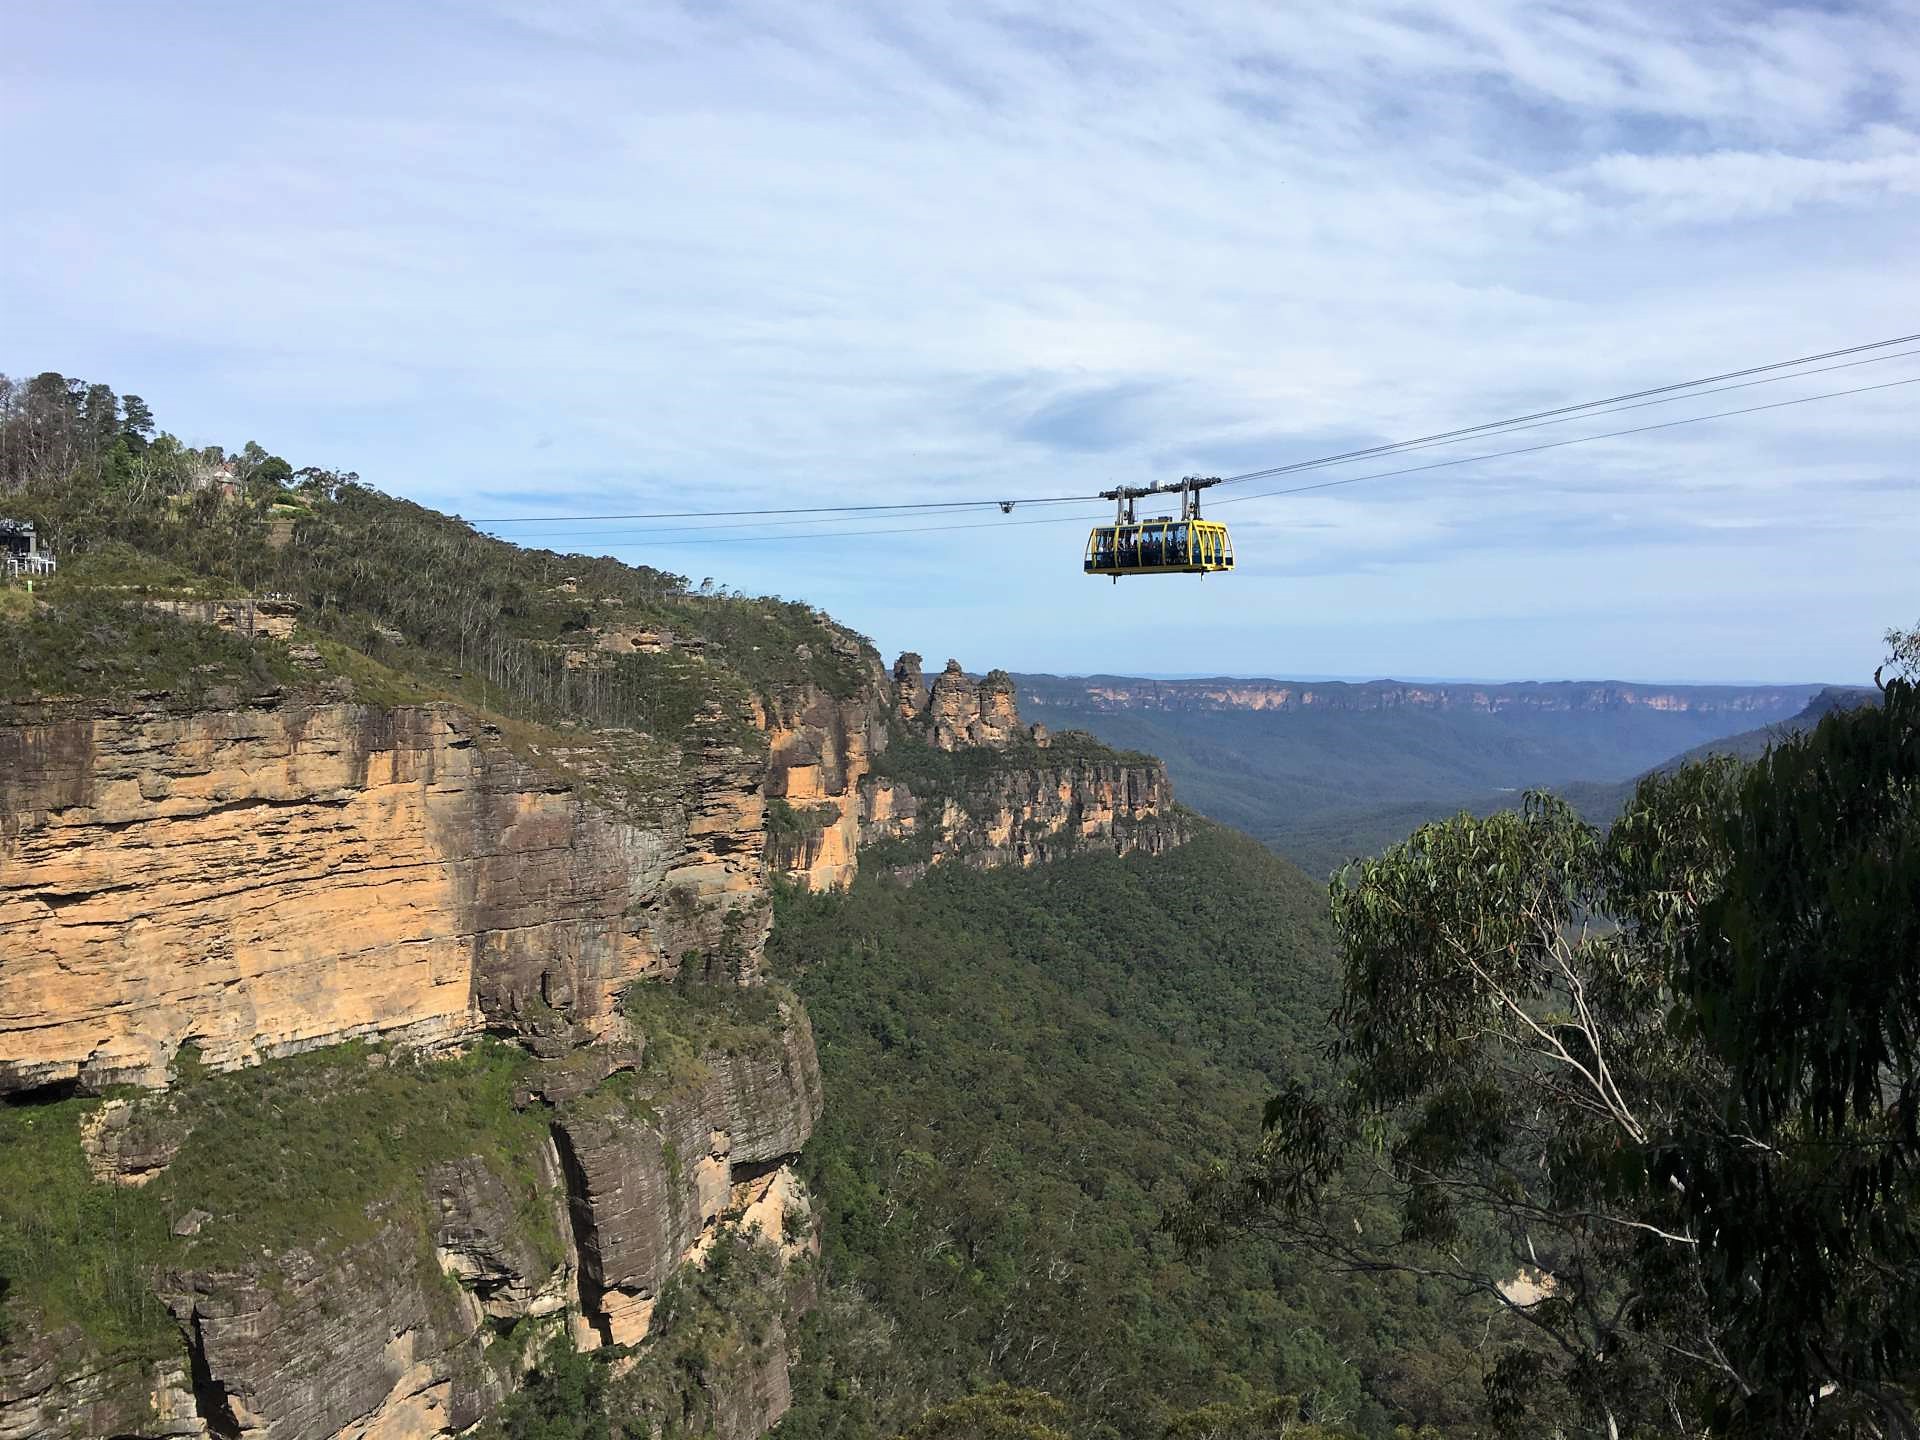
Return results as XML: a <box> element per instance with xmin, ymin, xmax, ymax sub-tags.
<box><xmin>469</xmin><ymin>495</ymin><xmax>1093</xmax><ymax>524</ymax></box>
<box><xmin>1206</xmin><ymin>345</ymin><xmax>1920</xmax><ymax>485</ymax></box>
<box><xmin>579</xmin><ymin>508</ymin><xmax>1110</xmax><ymax>549</ymax></box>
<box><xmin>1211</xmin><ymin>331</ymin><xmax>1920</xmax><ymax>487</ymax></box>
<box><xmin>571</xmin><ymin>374</ymin><xmax>1920</xmax><ymax>550</ymax></box>
<box><xmin>1208</xmin><ymin>373</ymin><xmax>1920</xmax><ymax>509</ymax></box>
<box><xmin>469</xmin><ymin>332</ymin><xmax>1920</xmax><ymax>529</ymax></box>
<box><xmin>502</xmin><ymin>350</ymin><xmax>1920</xmax><ymax>544</ymax></box>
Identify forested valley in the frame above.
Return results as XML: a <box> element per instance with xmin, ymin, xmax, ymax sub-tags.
<box><xmin>769</xmin><ymin>826</ymin><xmax>1486</xmax><ymax>1440</ymax></box>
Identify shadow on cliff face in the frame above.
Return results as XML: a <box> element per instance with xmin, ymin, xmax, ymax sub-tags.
<box><xmin>0</xmin><ymin>1076</ymin><xmax>81</xmax><ymax>1107</ymax></box>
<box><xmin>548</xmin><ymin>1119</ymin><xmax>614</xmax><ymax>1349</ymax></box>
<box><xmin>184</xmin><ymin>1310</ymin><xmax>243</xmax><ymax>1440</ymax></box>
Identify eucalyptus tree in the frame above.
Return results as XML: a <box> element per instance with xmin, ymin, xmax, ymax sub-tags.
<box><xmin>1177</xmin><ymin>672</ymin><xmax>1920</xmax><ymax>1439</ymax></box>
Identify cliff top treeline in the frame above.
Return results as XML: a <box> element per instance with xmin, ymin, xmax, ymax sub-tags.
<box><xmin>0</xmin><ymin>369</ymin><xmax>878</xmax><ymax>747</ymax></box>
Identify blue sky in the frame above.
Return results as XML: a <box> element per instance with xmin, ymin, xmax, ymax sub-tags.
<box><xmin>4</xmin><ymin>1</ymin><xmax>1917</xmax><ymax>683</ymax></box>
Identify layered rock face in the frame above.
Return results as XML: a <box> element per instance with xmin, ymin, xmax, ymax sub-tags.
<box><xmin>165</xmin><ymin>1219</ymin><xmax>506</xmax><ymax>1440</ymax></box>
<box><xmin>555</xmin><ymin>1006</ymin><xmax>822</xmax><ymax>1348</ymax></box>
<box><xmin>0</xmin><ymin>696</ymin><xmax>765</xmax><ymax>1096</ymax></box>
<box><xmin>0</xmin><ymin>684</ymin><xmax>820</xmax><ymax>1440</ymax></box>
<box><xmin>0</xmin><ymin>1340</ymin><xmax>204</xmax><ymax>1440</ymax></box>
<box><xmin>856</xmin><ymin>656</ymin><xmax>1187</xmax><ymax>876</ymax></box>
<box><xmin>1</xmin><ymin>631</ymin><xmax>1177</xmax><ymax>1440</ymax></box>
<box><xmin>1</xmin><ymin>1009</ymin><xmax>824</xmax><ymax>1440</ymax></box>
<box><xmin>759</xmin><ymin>677</ymin><xmax>888</xmax><ymax>893</ymax></box>
<box><xmin>922</xmin><ymin>660</ymin><xmax>1036</xmax><ymax>751</ymax></box>
<box><xmin>859</xmin><ymin>758</ymin><xmax>1184</xmax><ymax>874</ymax></box>
<box><xmin>757</xmin><ymin>653</ymin><xmax>1189</xmax><ymax>890</ymax></box>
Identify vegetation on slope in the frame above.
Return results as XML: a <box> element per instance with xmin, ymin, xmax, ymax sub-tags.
<box><xmin>0</xmin><ymin>981</ymin><xmax>796</xmax><ymax>1372</ymax></box>
<box><xmin>1554</xmin><ymin>684</ymin><xmax>1876</xmax><ymax>823</ymax></box>
<box><xmin>767</xmin><ymin>825</ymin><xmax>1489</xmax><ymax>1440</ymax></box>
<box><xmin>1180</xmin><ymin>672</ymin><xmax>1920</xmax><ymax>1437</ymax></box>
<box><xmin>0</xmin><ymin>1039</ymin><xmax>550</xmax><ymax>1360</ymax></box>
<box><xmin>0</xmin><ymin>370</ymin><xmax>876</xmax><ymax>751</ymax></box>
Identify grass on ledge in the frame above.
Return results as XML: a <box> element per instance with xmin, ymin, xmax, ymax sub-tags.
<box><xmin>0</xmin><ymin>1038</ymin><xmax>561</xmax><ymax>1366</ymax></box>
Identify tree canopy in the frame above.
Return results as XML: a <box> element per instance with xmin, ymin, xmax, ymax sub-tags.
<box><xmin>1177</xmin><ymin>675</ymin><xmax>1920</xmax><ymax>1438</ymax></box>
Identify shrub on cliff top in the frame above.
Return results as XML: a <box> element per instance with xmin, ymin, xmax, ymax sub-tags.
<box><xmin>0</xmin><ymin>593</ymin><xmax>301</xmax><ymax>703</ymax></box>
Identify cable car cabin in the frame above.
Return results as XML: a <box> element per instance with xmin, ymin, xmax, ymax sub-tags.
<box><xmin>1084</xmin><ymin>476</ymin><xmax>1234</xmax><ymax>581</ymax></box>
<box><xmin>1084</xmin><ymin>518</ymin><xmax>1234</xmax><ymax>578</ymax></box>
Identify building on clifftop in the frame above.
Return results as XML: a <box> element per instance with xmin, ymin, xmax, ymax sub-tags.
<box><xmin>0</xmin><ymin>518</ymin><xmax>54</xmax><ymax>579</ymax></box>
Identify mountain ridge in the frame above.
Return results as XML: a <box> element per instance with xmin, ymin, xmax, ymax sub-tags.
<box><xmin>1015</xmin><ymin>672</ymin><xmax>1829</xmax><ymax>717</ymax></box>
<box><xmin>1008</xmin><ymin>670</ymin><xmax>1852</xmax><ymax>877</ymax></box>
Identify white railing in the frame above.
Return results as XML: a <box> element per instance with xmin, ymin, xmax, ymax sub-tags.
<box><xmin>3</xmin><ymin>553</ymin><xmax>55</xmax><ymax>578</ymax></box>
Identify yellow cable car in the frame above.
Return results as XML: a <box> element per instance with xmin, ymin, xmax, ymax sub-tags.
<box><xmin>1084</xmin><ymin>477</ymin><xmax>1234</xmax><ymax>581</ymax></box>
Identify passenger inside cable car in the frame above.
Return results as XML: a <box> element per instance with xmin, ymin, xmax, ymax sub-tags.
<box><xmin>1084</xmin><ymin>517</ymin><xmax>1235</xmax><ymax>578</ymax></box>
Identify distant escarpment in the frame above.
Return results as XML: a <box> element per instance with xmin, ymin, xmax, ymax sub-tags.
<box><xmin>1015</xmin><ymin>673</ymin><xmax>1830</xmax><ymax>719</ymax></box>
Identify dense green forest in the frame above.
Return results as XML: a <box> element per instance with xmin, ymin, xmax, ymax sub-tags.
<box><xmin>767</xmin><ymin>825</ymin><xmax>1490</xmax><ymax>1440</ymax></box>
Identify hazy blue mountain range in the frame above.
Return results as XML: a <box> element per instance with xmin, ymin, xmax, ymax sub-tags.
<box><xmin>1012</xmin><ymin>674</ymin><xmax>1856</xmax><ymax>877</ymax></box>
<box><xmin>1554</xmin><ymin>685</ymin><xmax>1879</xmax><ymax>822</ymax></box>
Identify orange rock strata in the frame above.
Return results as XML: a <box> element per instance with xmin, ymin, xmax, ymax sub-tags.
<box><xmin>0</xmin><ymin>697</ymin><xmax>768</xmax><ymax>1096</ymax></box>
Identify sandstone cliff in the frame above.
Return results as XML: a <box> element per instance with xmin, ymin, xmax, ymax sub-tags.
<box><xmin>758</xmin><ymin>669</ymin><xmax>889</xmax><ymax>894</ymax></box>
<box><xmin>1</xmin><ymin>604</ymin><xmax>1175</xmax><ymax>1440</ymax></box>
<box><xmin>0</xmin><ymin>695</ymin><xmax>765</xmax><ymax>1097</ymax></box>
<box><xmin>0</xmin><ymin>677</ymin><xmax>818</xmax><ymax>1440</ymax></box>
<box><xmin>858</xmin><ymin>756</ymin><xmax>1184</xmax><ymax>876</ymax></box>
<box><xmin>851</xmin><ymin>656</ymin><xmax>1187</xmax><ymax>878</ymax></box>
<box><xmin>0</xmin><ymin>428</ymin><xmax>1210</xmax><ymax>1440</ymax></box>
<box><xmin>0</xmin><ymin>999</ymin><xmax>822</xmax><ymax>1440</ymax></box>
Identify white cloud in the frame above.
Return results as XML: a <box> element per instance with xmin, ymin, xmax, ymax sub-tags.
<box><xmin>1576</xmin><ymin>144</ymin><xmax>1920</xmax><ymax>222</ymax></box>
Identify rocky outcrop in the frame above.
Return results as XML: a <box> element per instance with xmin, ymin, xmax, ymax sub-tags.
<box><xmin>762</xmin><ymin>653</ymin><xmax>1195</xmax><ymax>890</ymax></box>
<box><xmin>851</xmin><ymin>656</ymin><xmax>1188</xmax><ymax>877</ymax></box>
<box><xmin>0</xmin><ymin>697</ymin><xmax>767</xmax><ymax>1096</ymax></box>
<box><xmin>0</xmin><ymin>992</ymin><xmax>825</xmax><ymax>1440</ymax></box>
<box><xmin>891</xmin><ymin>654</ymin><xmax>926</xmax><ymax>723</ymax></box>
<box><xmin>555</xmin><ymin>1092</ymin><xmax>727</xmax><ymax>1350</ymax></box>
<box><xmin>760</xmin><ymin>681</ymin><xmax>887</xmax><ymax>893</ymax></box>
<box><xmin>890</xmin><ymin>657</ymin><xmax>1051</xmax><ymax>754</ymax></box>
<box><xmin>164</xmin><ymin>1222</ymin><xmax>505</xmax><ymax>1440</ymax></box>
<box><xmin>0</xmin><ymin>623</ymin><xmax>1178</xmax><ymax>1440</ymax></box>
<box><xmin>708</xmin><ymin>1005</ymin><xmax>824</xmax><ymax>1168</ymax></box>
<box><xmin>688</xmin><ymin>1319</ymin><xmax>794</xmax><ymax>1440</ymax></box>
<box><xmin>923</xmin><ymin>659</ymin><xmax>1026</xmax><ymax>751</ymax></box>
<box><xmin>0</xmin><ymin>1337</ymin><xmax>205</xmax><ymax>1440</ymax></box>
<box><xmin>859</xmin><ymin>756</ymin><xmax>1185</xmax><ymax>875</ymax></box>
<box><xmin>974</xmin><ymin>671</ymin><xmax>1022</xmax><ymax>748</ymax></box>
<box><xmin>142</xmin><ymin>598</ymin><xmax>303</xmax><ymax>643</ymax></box>
<box><xmin>554</xmin><ymin>1006</ymin><xmax>823</xmax><ymax>1350</ymax></box>
<box><xmin>430</xmin><ymin>1155</ymin><xmax>573</xmax><ymax>1323</ymax></box>
<box><xmin>80</xmin><ymin>1096</ymin><xmax>181</xmax><ymax>1185</ymax></box>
